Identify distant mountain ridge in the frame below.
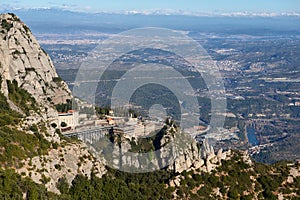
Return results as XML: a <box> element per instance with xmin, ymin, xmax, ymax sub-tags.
<box><xmin>2</xmin><ymin>7</ymin><xmax>300</xmax><ymax>17</ymax></box>
<box><xmin>1</xmin><ymin>8</ymin><xmax>299</xmax><ymax>35</ymax></box>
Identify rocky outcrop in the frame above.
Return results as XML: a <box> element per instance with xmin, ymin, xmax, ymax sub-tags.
<box><xmin>168</xmin><ymin>139</ymin><xmax>229</xmax><ymax>174</ymax></box>
<box><xmin>0</xmin><ymin>13</ymin><xmax>71</xmax><ymax>126</ymax></box>
<box><xmin>107</xmin><ymin>124</ymin><xmax>230</xmax><ymax>174</ymax></box>
<box><xmin>0</xmin><ymin>13</ymin><xmax>106</xmax><ymax>194</ymax></box>
<box><xmin>16</xmin><ymin>143</ymin><xmax>107</xmax><ymax>194</ymax></box>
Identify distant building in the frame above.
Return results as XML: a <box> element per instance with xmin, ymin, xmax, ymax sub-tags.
<box><xmin>58</xmin><ymin>110</ymin><xmax>79</xmax><ymax>129</ymax></box>
<box><xmin>96</xmin><ymin>119</ymin><xmax>109</xmax><ymax>126</ymax></box>
<box><xmin>113</xmin><ymin>122</ymin><xmax>156</xmax><ymax>138</ymax></box>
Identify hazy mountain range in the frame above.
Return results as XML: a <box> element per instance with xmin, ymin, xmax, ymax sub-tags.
<box><xmin>1</xmin><ymin>8</ymin><xmax>300</xmax><ymax>35</ymax></box>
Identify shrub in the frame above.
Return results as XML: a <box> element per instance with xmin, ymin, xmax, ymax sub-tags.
<box><xmin>51</xmin><ymin>123</ymin><xmax>57</xmax><ymax>128</ymax></box>
<box><xmin>1</xmin><ymin>19</ymin><xmax>13</xmax><ymax>31</ymax></box>
<box><xmin>54</xmin><ymin>164</ymin><xmax>62</xmax><ymax>170</ymax></box>
<box><xmin>7</xmin><ymin>80</ymin><xmax>39</xmax><ymax>115</ymax></box>
<box><xmin>61</xmin><ymin>122</ymin><xmax>67</xmax><ymax>127</ymax></box>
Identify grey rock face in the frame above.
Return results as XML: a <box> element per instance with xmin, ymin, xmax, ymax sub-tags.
<box><xmin>109</xmin><ymin>125</ymin><xmax>229</xmax><ymax>174</ymax></box>
<box><xmin>0</xmin><ymin>14</ymin><xmax>107</xmax><ymax>193</ymax></box>
<box><xmin>0</xmin><ymin>13</ymin><xmax>71</xmax><ymax>126</ymax></box>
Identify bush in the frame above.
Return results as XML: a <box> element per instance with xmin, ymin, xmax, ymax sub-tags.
<box><xmin>52</xmin><ymin>77</ymin><xmax>63</xmax><ymax>87</ymax></box>
<box><xmin>57</xmin><ymin>177</ymin><xmax>70</xmax><ymax>195</ymax></box>
<box><xmin>228</xmin><ymin>187</ymin><xmax>239</xmax><ymax>199</ymax></box>
<box><xmin>0</xmin><ymin>92</ymin><xmax>21</xmax><ymax>126</ymax></box>
<box><xmin>52</xmin><ymin>77</ymin><xmax>63</xmax><ymax>83</ymax></box>
<box><xmin>61</xmin><ymin>122</ymin><xmax>67</xmax><ymax>127</ymax></box>
<box><xmin>0</xmin><ymin>169</ymin><xmax>57</xmax><ymax>199</ymax></box>
<box><xmin>1</xmin><ymin>19</ymin><xmax>13</xmax><ymax>31</ymax></box>
<box><xmin>0</xmin><ymin>125</ymin><xmax>51</xmax><ymax>167</ymax></box>
<box><xmin>54</xmin><ymin>164</ymin><xmax>62</xmax><ymax>170</ymax></box>
<box><xmin>7</xmin><ymin>80</ymin><xmax>39</xmax><ymax>115</ymax></box>
<box><xmin>55</xmin><ymin>99</ymin><xmax>76</xmax><ymax>112</ymax></box>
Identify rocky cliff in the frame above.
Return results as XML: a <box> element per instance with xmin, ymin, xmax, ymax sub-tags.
<box><xmin>0</xmin><ymin>13</ymin><xmax>106</xmax><ymax>194</ymax></box>
<box><xmin>106</xmin><ymin>123</ymin><xmax>229</xmax><ymax>175</ymax></box>
<box><xmin>0</xmin><ymin>13</ymin><xmax>70</xmax><ymax>125</ymax></box>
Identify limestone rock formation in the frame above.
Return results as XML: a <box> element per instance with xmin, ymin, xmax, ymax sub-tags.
<box><xmin>107</xmin><ymin>124</ymin><xmax>229</xmax><ymax>174</ymax></box>
<box><xmin>168</xmin><ymin>138</ymin><xmax>229</xmax><ymax>174</ymax></box>
<box><xmin>0</xmin><ymin>13</ymin><xmax>106</xmax><ymax>193</ymax></box>
<box><xmin>0</xmin><ymin>13</ymin><xmax>71</xmax><ymax>126</ymax></box>
<box><xmin>16</xmin><ymin>143</ymin><xmax>107</xmax><ymax>194</ymax></box>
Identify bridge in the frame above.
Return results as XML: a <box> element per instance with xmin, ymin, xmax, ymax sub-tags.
<box><xmin>63</xmin><ymin>126</ymin><xmax>113</xmax><ymax>144</ymax></box>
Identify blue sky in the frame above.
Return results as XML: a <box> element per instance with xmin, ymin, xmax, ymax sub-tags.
<box><xmin>2</xmin><ymin>0</ymin><xmax>300</xmax><ymax>13</ymax></box>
